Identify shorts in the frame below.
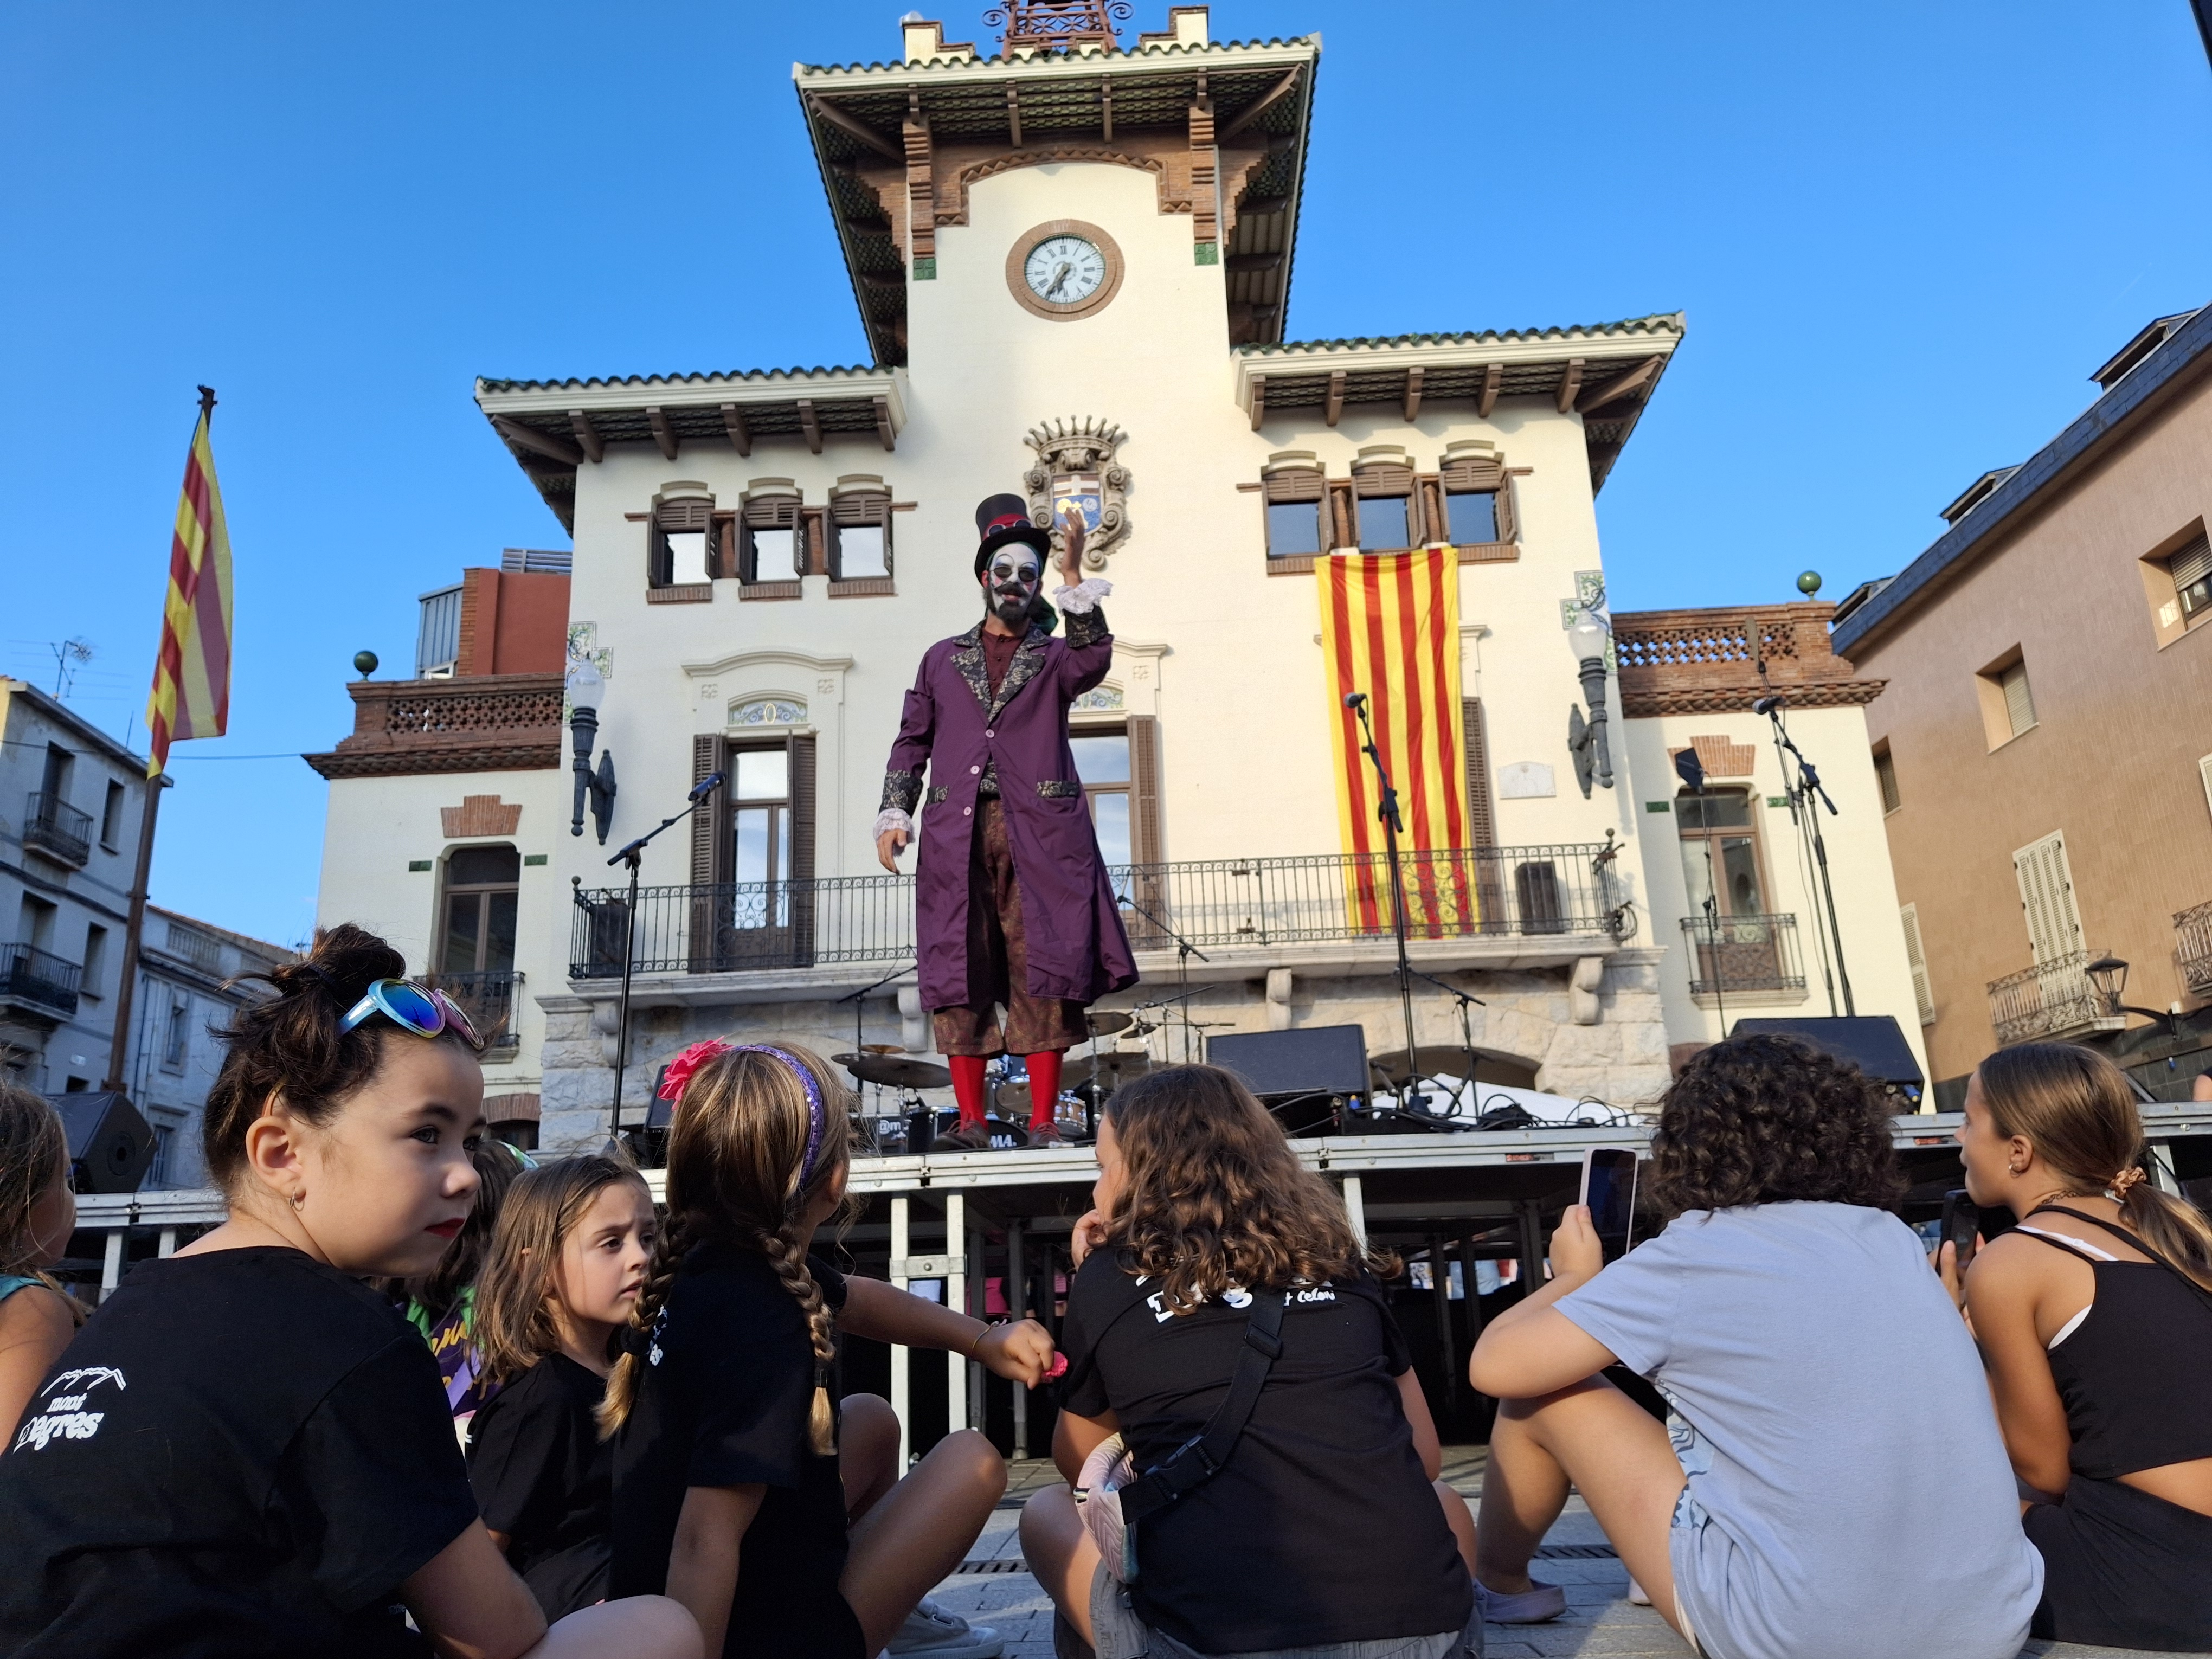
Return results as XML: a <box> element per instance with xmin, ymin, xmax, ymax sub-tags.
<box><xmin>2025</xmin><ymin>1473</ymin><xmax>2212</xmax><ymax>1651</ymax></box>
<box><xmin>1085</xmin><ymin>1561</ymin><xmax>1481</xmax><ymax>1659</ymax></box>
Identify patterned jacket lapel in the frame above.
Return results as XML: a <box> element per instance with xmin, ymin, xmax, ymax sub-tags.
<box><xmin>989</xmin><ymin>627</ymin><xmax>1052</xmax><ymax>722</ymax></box>
<box><xmin>949</xmin><ymin>625</ymin><xmax>990</xmax><ymax>715</ymax></box>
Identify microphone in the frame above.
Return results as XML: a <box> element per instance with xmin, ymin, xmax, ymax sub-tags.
<box><xmin>689</xmin><ymin>771</ymin><xmax>725</xmax><ymax>802</ymax></box>
<box><xmin>1343</xmin><ymin>691</ymin><xmax>1367</xmax><ymax>709</ymax></box>
<box><xmin>1752</xmin><ymin>696</ymin><xmax>1786</xmax><ymax>715</ymax></box>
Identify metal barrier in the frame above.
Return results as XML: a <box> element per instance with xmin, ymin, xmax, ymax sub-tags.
<box><xmin>1988</xmin><ymin>950</ymin><xmax>2118</xmax><ymax>1046</ymax></box>
<box><xmin>1678</xmin><ymin>912</ymin><xmax>1805</xmax><ymax>997</ymax></box>
<box><xmin>2176</xmin><ymin>899</ymin><xmax>2212</xmax><ymax>998</ymax></box>
<box><xmin>569</xmin><ymin>844</ymin><xmax>1628</xmax><ymax>978</ymax></box>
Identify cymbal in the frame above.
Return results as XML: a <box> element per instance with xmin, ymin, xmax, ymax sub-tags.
<box><xmin>1063</xmin><ymin>1052</ymin><xmax>1155</xmax><ymax>1089</ymax></box>
<box><xmin>1083</xmin><ymin>1010</ymin><xmax>1136</xmax><ymax>1038</ymax></box>
<box><xmin>1368</xmin><ymin>1046</ymin><xmax>1488</xmax><ymax>1084</ymax></box>
<box><xmin>860</xmin><ymin>1043</ymin><xmax>906</xmax><ymax>1054</ymax></box>
<box><xmin>839</xmin><ymin>1053</ymin><xmax>954</xmax><ymax>1090</ymax></box>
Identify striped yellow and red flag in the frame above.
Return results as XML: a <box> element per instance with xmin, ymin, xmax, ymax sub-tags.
<box><xmin>1315</xmin><ymin>546</ymin><xmax>1472</xmax><ymax>932</ymax></box>
<box><xmin>145</xmin><ymin>391</ymin><xmax>233</xmax><ymax>776</ymax></box>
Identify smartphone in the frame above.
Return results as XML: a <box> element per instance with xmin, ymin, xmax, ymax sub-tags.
<box><xmin>1941</xmin><ymin>1188</ymin><xmax>1980</xmax><ymax>1263</ymax></box>
<box><xmin>1580</xmin><ymin>1147</ymin><xmax>1639</xmax><ymax>1263</ymax></box>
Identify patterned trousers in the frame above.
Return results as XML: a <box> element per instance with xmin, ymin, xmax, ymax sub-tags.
<box><xmin>931</xmin><ymin>798</ymin><xmax>1090</xmax><ymax>1058</ymax></box>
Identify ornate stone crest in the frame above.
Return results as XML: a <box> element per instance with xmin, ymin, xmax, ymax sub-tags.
<box><xmin>1024</xmin><ymin>417</ymin><xmax>1128</xmax><ymax>571</ymax></box>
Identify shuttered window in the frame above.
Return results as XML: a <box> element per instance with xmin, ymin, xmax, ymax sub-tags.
<box><xmin>1262</xmin><ymin>467</ymin><xmax>1325</xmax><ymax>559</ymax></box>
<box><xmin>1874</xmin><ymin>744</ymin><xmax>1901</xmax><ymax>814</ymax></box>
<box><xmin>2012</xmin><ymin>832</ymin><xmax>2085</xmax><ymax>966</ymax></box>
<box><xmin>1352</xmin><ymin>462</ymin><xmax>1417</xmax><ymax>551</ymax></box>
<box><xmin>739</xmin><ymin>491</ymin><xmax>802</xmax><ymax>583</ymax></box>
<box><xmin>1999</xmin><ymin>659</ymin><xmax>2036</xmax><ymax>738</ymax></box>
<box><xmin>2170</xmin><ymin>530</ymin><xmax>2212</xmax><ymax>621</ymax></box>
<box><xmin>1439</xmin><ymin>453</ymin><xmax>1515</xmax><ymax>545</ymax></box>
<box><xmin>1900</xmin><ymin>902</ymin><xmax>1935</xmax><ymax>1025</ymax></box>
<box><xmin>652</xmin><ymin>497</ymin><xmax>715</xmax><ymax>588</ymax></box>
<box><xmin>828</xmin><ymin>486</ymin><xmax>893</xmax><ymax>582</ymax></box>
<box><xmin>1462</xmin><ymin>698</ymin><xmax>1496</xmax><ymax>847</ymax></box>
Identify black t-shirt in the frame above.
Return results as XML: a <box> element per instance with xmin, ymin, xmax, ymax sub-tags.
<box><xmin>1059</xmin><ymin>1252</ymin><xmax>1471</xmax><ymax>1652</ymax></box>
<box><xmin>467</xmin><ymin>1353</ymin><xmax>613</xmax><ymax>1619</ymax></box>
<box><xmin>611</xmin><ymin>1243</ymin><xmax>859</xmax><ymax>1659</ymax></box>
<box><xmin>0</xmin><ymin>1247</ymin><xmax>479</xmax><ymax>1658</ymax></box>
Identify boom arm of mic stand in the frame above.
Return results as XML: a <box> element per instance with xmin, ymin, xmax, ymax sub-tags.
<box><xmin>1409</xmin><ymin>966</ymin><xmax>1486</xmax><ymax>1006</ymax></box>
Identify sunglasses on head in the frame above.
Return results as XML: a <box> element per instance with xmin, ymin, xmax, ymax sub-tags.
<box><xmin>337</xmin><ymin>979</ymin><xmax>484</xmax><ymax>1050</ymax></box>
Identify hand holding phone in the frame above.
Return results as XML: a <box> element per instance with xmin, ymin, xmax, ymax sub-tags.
<box><xmin>1579</xmin><ymin>1147</ymin><xmax>1640</xmax><ymax>1265</ymax></box>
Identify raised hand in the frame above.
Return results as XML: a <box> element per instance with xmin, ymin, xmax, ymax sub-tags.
<box><xmin>1057</xmin><ymin>504</ymin><xmax>1086</xmax><ymax>583</ymax></box>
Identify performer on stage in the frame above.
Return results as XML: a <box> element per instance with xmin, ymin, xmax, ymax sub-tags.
<box><xmin>875</xmin><ymin>494</ymin><xmax>1139</xmax><ymax>1150</ymax></box>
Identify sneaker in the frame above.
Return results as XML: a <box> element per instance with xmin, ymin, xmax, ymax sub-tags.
<box><xmin>1472</xmin><ymin>1577</ymin><xmax>1567</xmax><ymax>1624</ymax></box>
<box><xmin>933</xmin><ymin>1120</ymin><xmax>995</xmax><ymax>1153</ymax></box>
<box><xmin>888</xmin><ymin>1597</ymin><xmax>1003</xmax><ymax>1657</ymax></box>
<box><xmin>1026</xmin><ymin>1123</ymin><xmax>1071</xmax><ymax>1149</ymax></box>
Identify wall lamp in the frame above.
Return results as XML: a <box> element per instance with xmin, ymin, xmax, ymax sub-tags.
<box><xmin>2085</xmin><ymin>955</ymin><xmax>2183</xmax><ymax>1033</ymax></box>
<box><xmin>1566</xmin><ymin>612</ymin><xmax>1614</xmax><ymax>798</ymax></box>
<box><xmin>567</xmin><ymin>660</ymin><xmax>618</xmax><ymax>844</ymax></box>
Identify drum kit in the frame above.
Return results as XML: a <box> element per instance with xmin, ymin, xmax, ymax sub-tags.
<box><xmin>831</xmin><ymin>1007</ymin><xmax>1167</xmax><ymax>1154</ymax></box>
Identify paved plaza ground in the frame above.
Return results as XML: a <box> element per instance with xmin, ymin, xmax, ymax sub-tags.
<box><xmin>917</xmin><ymin>1451</ymin><xmax>2180</xmax><ymax>1659</ymax></box>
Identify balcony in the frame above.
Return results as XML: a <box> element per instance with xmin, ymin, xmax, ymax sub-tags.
<box><xmin>427</xmin><ymin>970</ymin><xmax>524</xmax><ymax>1055</ymax></box>
<box><xmin>1988</xmin><ymin>950</ymin><xmax>2126</xmax><ymax>1046</ymax></box>
<box><xmin>1612</xmin><ymin>603</ymin><xmax>1882</xmax><ymax>718</ymax></box>
<box><xmin>2177</xmin><ymin>901</ymin><xmax>2212</xmax><ymax>998</ymax></box>
<box><xmin>0</xmin><ymin>943</ymin><xmax>81</xmax><ymax>1020</ymax></box>
<box><xmin>303</xmin><ymin>672</ymin><xmax>563</xmax><ymax>781</ymax></box>
<box><xmin>570</xmin><ymin>845</ymin><xmax>1630</xmax><ymax>995</ymax></box>
<box><xmin>1678</xmin><ymin>912</ymin><xmax>1807</xmax><ymax>1003</ymax></box>
<box><xmin>22</xmin><ymin>793</ymin><xmax>92</xmax><ymax>867</ymax></box>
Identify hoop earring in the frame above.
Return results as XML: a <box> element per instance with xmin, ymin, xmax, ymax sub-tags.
<box><xmin>290</xmin><ymin>1190</ymin><xmax>307</xmax><ymax>1210</ymax></box>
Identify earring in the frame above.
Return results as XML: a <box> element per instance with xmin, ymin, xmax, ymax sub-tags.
<box><xmin>290</xmin><ymin>1190</ymin><xmax>307</xmax><ymax>1210</ymax></box>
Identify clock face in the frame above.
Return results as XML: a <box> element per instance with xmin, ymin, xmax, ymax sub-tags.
<box><xmin>1023</xmin><ymin>235</ymin><xmax>1107</xmax><ymax>306</ymax></box>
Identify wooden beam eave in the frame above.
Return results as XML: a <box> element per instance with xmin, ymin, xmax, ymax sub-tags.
<box><xmin>490</xmin><ymin>415</ymin><xmax>582</xmax><ymax>467</ymax></box>
<box><xmin>1323</xmin><ymin>369</ymin><xmax>1345</xmax><ymax>428</ymax></box>
<box><xmin>1576</xmin><ymin>355</ymin><xmax>1662</xmax><ymax>414</ymax></box>
<box><xmin>1555</xmin><ymin>359</ymin><xmax>1585</xmax><ymax>415</ymax></box>
<box><xmin>805</xmin><ymin>93</ymin><xmax>904</xmax><ymax>162</ymax></box>
<box><xmin>646</xmin><ymin>407</ymin><xmax>680</xmax><ymax>461</ymax></box>
<box><xmin>720</xmin><ymin>403</ymin><xmax>752</xmax><ymax>457</ymax></box>
<box><xmin>566</xmin><ymin>410</ymin><xmax>604</xmax><ymax>464</ymax></box>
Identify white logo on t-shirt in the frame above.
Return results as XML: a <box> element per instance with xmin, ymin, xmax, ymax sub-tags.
<box><xmin>12</xmin><ymin>1367</ymin><xmax>126</xmax><ymax>1453</ymax></box>
<box><xmin>1142</xmin><ymin>1281</ymin><xmax>1335</xmax><ymax>1323</ymax></box>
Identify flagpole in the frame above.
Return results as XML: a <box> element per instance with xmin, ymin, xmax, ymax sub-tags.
<box><xmin>105</xmin><ymin>385</ymin><xmax>216</xmax><ymax>1094</ymax></box>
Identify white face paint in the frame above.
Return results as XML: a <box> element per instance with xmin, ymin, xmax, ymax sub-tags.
<box><xmin>983</xmin><ymin>546</ymin><xmax>1043</xmax><ymax>625</ymax></box>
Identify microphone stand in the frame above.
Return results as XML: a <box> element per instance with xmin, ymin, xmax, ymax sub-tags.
<box><xmin>837</xmin><ymin>959</ymin><xmax>916</xmax><ymax>1065</ymax></box>
<box><xmin>1409</xmin><ymin>966</ymin><xmax>1484</xmax><ymax>1121</ymax></box>
<box><xmin>1760</xmin><ymin>703</ymin><xmax>1855</xmax><ymax>1017</ymax></box>
<box><xmin>606</xmin><ymin>774</ymin><xmax>724</xmax><ymax>1144</ymax></box>
<box><xmin>1351</xmin><ymin>696</ymin><xmax>1422</xmax><ymax>1111</ymax></box>
<box><xmin>1115</xmin><ymin>886</ymin><xmax>1209</xmax><ymax>1064</ymax></box>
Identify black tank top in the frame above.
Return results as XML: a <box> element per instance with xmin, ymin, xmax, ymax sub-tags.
<box><xmin>2015</xmin><ymin>1205</ymin><xmax>2212</xmax><ymax>1480</ymax></box>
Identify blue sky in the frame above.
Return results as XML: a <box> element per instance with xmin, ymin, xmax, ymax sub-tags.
<box><xmin>3</xmin><ymin>1</ymin><xmax>2208</xmax><ymax>948</ymax></box>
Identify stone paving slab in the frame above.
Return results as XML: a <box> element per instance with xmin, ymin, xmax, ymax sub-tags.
<box><xmin>930</xmin><ymin>1458</ymin><xmax>2185</xmax><ymax>1659</ymax></box>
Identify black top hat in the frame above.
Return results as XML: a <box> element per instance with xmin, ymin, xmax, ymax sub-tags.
<box><xmin>974</xmin><ymin>493</ymin><xmax>1052</xmax><ymax>574</ymax></box>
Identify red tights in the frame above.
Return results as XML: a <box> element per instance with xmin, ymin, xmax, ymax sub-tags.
<box><xmin>949</xmin><ymin>1051</ymin><xmax>1063</xmax><ymax>1130</ymax></box>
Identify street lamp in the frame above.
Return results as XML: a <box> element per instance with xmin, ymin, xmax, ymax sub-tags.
<box><xmin>567</xmin><ymin>660</ymin><xmax>617</xmax><ymax>843</ymax></box>
<box><xmin>1565</xmin><ymin>613</ymin><xmax>1613</xmax><ymax>797</ymax></box>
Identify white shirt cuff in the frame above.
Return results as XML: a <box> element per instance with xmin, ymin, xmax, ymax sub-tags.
<box><xmin>874</xmin><ymin>808</ymin><xmax>915</xmax><ymax>841</ymax></box>
<box><xmin>1054</xmin><ymin>578</ymin><xmax>1113</xmax><ymax>615</ymax></box>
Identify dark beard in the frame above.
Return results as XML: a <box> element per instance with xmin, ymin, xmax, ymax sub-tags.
<box><xmin>988</xmin><ymin>589</ymin><xmax>1033</xmax><ymax>628</ymax></box>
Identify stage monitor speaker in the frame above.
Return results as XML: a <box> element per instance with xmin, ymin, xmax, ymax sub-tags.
<box><xmin>1727</xmin><ymin>1016</ymin><xmax>1925</xmax><ymax>1093</ymax></box>
<box><xmin>1207</xmin><ymin>1025</ymin><xmax>1369</xmax><ymax>1102</ymax></box>
<box><xmin>47</xmin><ymin>1091</ymin><xmax>155</xmax><ymax>1194</ymax></box>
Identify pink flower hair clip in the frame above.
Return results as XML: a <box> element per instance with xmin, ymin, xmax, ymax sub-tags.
<box><xmin>658</xmin><ymin>1039</ymin><xmax>735</xmax><ymax>1103</ymax></box>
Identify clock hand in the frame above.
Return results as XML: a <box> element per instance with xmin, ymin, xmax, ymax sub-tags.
<box><xmin>1046</xmin><ymin>260</ymin><xmax>1072</xmax><ymax>297</ymax></box>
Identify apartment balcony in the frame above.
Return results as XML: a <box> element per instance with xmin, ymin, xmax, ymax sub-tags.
<box><xmin>0</xmin><ymin>942</ymin><xmax>81</xmax><ymax>1021</ymax></box>
<box><xmin>427</xmin><ymin>969</ymin><xmax>524</xmax><ymax>1056</ymax></box>
<box><xmin>569</xmin><ymin>845</ymin><xmax>1632</xmax><ymax>1005</ymax></box>
<box><xmin>303</xmin><ymin>672</ymin><xmax>564</xmax><ymax>780</ymax></box>
<box><xmin>2177</xmin><ymin>901</ymin><xmax>2212</xmax><ymax>998</ymax></box>
<box><xmin>22</xmin><ymin>793</ymin><xmax>92</xmax><ymax>867</ymax></box>
<box><xmin>1988</xmin><ymin>950</ymin><xmax>2126</xmax><ymax>1046</ymax></box>
<box><xmin>1677</xmin><ymin>912</ymin><xmax>1808</xmax><ymax>1005</ymax></box>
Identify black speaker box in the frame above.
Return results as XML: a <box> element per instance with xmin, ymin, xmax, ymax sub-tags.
<box><xmin>1207</xmin><ymin>1025</ymin><xmax>1370</xmax><ymax>1101</ymax></box>
<box><xmin>1728</xmin><ymin>1016</ymin><xmax>1926</xmax><ymax>1091</ymax></box>
<box><xmin>47</xmin><ymin>1091</ymin><xmax>155</xmax><ymax>1194</ymax></box>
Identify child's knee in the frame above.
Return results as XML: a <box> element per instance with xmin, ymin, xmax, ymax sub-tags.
<box><xmin>938</xmin><ymin>1427</ymin><xmax>1009</xmax><ymax>1497</ymax></box>
<box><xmin>840</xmin><ymin>1392</ymin><xmax>898</xmax><ymax>1444</ymax></box>
<box><xmin>1020</xmin><ymin>1483</ymin><xmax>1080</xmax><ymax>1554</ymax></box>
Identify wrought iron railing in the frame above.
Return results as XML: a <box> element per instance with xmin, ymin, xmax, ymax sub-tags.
<box><xmin>1679</xmin><ymin>913</ymin><xmax>1805</xmax><ymax>997</ymax></box>
<box><xmin>570</xmin><ymin>845</ymin><xmax>1627</xmax><ymax>979</ymax></box>
<box><xmin>429</xmin><ymin>970</ymin><xmax>524</xmax><ymax>1051</ymax></box>
<box><xmin>23</xmin><ymin>793</ymin><xmax>92</xmax><ymax>866</ymax></box>
<box><xmin>1988</xmin><ymin>950</ymin><xmax>2112</xmax><ymax>1046</ymax></box>
<box><xmin>0</xmin><ymin>942</ymin><xmax>81</xmax><ymax>1017</ymax></box>
<box><xmin>2176</xmin><ymin>901</ymin><xmax>2212</xmax><ymax>998</ymax></box>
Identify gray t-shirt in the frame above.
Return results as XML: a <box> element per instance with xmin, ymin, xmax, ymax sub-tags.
<box><xmin>1557</xmin><ymin>1201</ymin><xmax>2041</xmax><ymax>1659</ymax></box>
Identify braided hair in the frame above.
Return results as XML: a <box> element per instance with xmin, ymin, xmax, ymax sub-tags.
<box><xmin>598</xmin><ymin>1042</ymin><xmax>851</xmax><ymax>1449</ymax></box>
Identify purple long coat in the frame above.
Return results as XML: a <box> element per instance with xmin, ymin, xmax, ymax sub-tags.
<box><xmin>884</xmin><ymin>618</ymin><xmax>1139</xmax><ymax>1012</ymax></box>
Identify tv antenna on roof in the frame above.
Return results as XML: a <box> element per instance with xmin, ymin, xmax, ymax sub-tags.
<box><xmin>50</xmin><ymin>637</ymin><xmax>93</xmax><ymax>699</ymax></box>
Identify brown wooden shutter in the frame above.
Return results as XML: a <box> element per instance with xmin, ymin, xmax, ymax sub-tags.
<box><xmin>689</xmin><ymin>734</ymin><xmax>725</xmax><ymax>974</ymax></box>
<box><xmin>740</xmin><ymin>493</ymin><xmax>801</xmax><ymax>582</ymax></box>
<box><xmin>1127</xmin><ymin>716</ymin><xmax>1162</xmax><ymax>864</ymax></box>
<box><xmin>1461</xmin><ymin>698</ymin><xmax>1496</xmax><ymax>848</ymax></box>
<box><xmin>1416</xmin><ymin>475</ymin><xmax>1443</xmax><ymax>546</ymax></box>
<box><xmin>1494</xmin><ymin>473</ymin><xmax>1517</xmax><ymax>542</ymax></box>
<box><xmin>1326</xmin><ymin>479</ymin><xmax>1356</xmax><ymax>551</ymax></box>
<box><xmin>829</xmin><ymin>488</ymin><xmax>892</xmax><ymax>580</ymax></box>
<box><xmin>788</xmin><ymin>734</ymin><xmax>819</xmax><ymax>969</ymax></box>
<box><xmin>714</xmin><ymin>515</ymin><xmax>736</xmax><ymax>580</ymax></box>
<box><xmin>653</xmin><ymin>498</ymin><xmax>712</xmax><ymax>589</ymax></box>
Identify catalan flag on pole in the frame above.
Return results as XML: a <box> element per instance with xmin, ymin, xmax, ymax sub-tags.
<box><xmin>1315</xmin><ymin>545</ymin><xmax>1471</xmax><ymax>932</ymax></box>
<box><xmin>145</xmin><ymin>389</ymin><xmax>233</xmax><ymax>776</ymax></box>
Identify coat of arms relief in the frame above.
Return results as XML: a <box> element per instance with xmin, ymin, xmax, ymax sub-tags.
<box><xmin>1024</xmin><ymin>416</ymin><xmax>1128</xmax><ymax>571</ymax></box>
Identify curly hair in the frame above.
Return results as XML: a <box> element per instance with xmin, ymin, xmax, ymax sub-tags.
<box><xmin>1101</xmin><ymin>1064</ymin><xmax>1397</xmax><ymax>1315</ymax></box>
<box><xmin>599</xmin><ymin>1043</ymin><xmax>851</xmax><ymax>1448</ymax></box>
<box><xmin>1648</xmin><ymin>1034</ymin><xmax>1905</xmax><ymax>1218</ymax></box>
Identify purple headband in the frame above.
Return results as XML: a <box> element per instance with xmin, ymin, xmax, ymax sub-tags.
<box><xmin>659</xmin><ymin>1039</ymin><xmax>830</xmax><ymax>1191</ymax></box>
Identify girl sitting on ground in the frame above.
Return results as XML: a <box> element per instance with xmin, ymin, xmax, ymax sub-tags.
<box><xmin>0</xmin><ymin>924</ymin><xmax>697</xmax><ymax>1659</ymax></box>
<box><xmin>0</xmin><ymin>1084</ymin><xmax>82</xmax><ymax>1442</ymax></box>
<box><xmin>1949</xmin><ymin>1041</ymin><xmax>2212</xmax><ymax>1652</ymax></box>
<box><xmin>1021</xmin><ymin>1063</ymin><xmax>1480</xmax><ymax>1659</ymax></box>
<box><xmin>601</xmin><ymin>1039</ymin><xmax>1057</xmax><ymax>1659</ymax></box>
<box><xmin>467</xmin><ymin>1154</ymin><xmax>657</xmax><ymax>1620</ymax></box>
<box><xmin>1468</xmin><ymin>1033</ymin><xmax>2041</xmax><ymax>1659</ymax></box>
